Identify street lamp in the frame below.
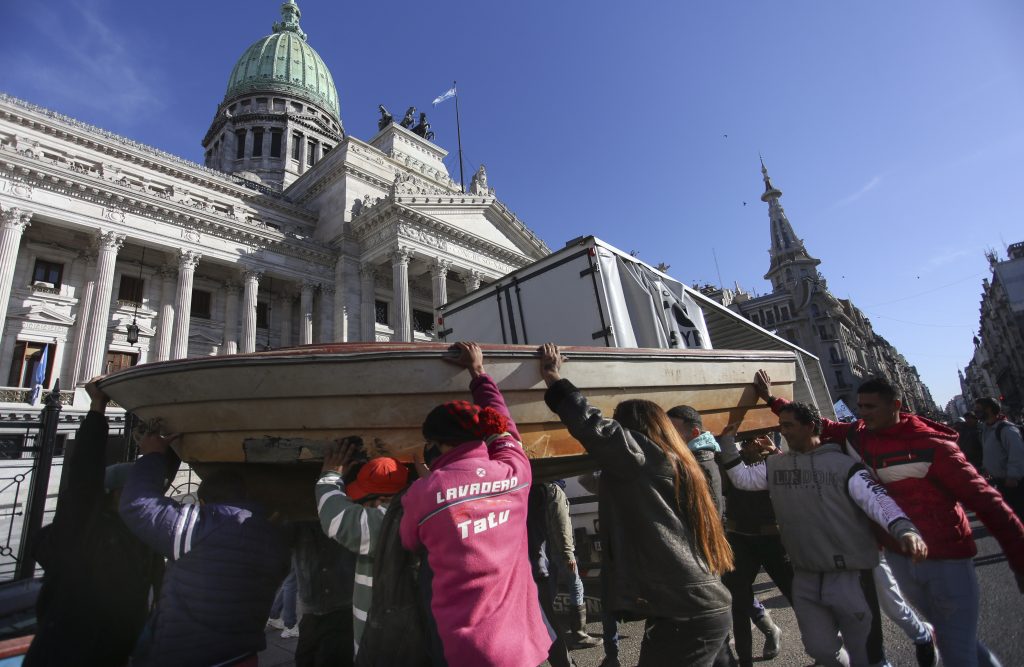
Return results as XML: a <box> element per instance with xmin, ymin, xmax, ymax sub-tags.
<box><xmin>127</xmin><ymin>248</ymin><xmax>145</xmax><ymax>346</ymax></box>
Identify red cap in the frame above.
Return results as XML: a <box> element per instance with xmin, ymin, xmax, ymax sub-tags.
<box><xmin>347</xmin><ymin>457</ymin><xmax>409</xmax><ymax>501</ymax></box>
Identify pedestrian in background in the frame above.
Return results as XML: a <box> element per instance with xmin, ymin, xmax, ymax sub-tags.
<box><xmin>539</xmin><ymin>343</ymin><xmax>733</xmax><ymax>666</ymax></box>
<box><xmin>975</xmin><ymin>397</ymin><xmax>1024</xmax><ymax>520</ymax></box>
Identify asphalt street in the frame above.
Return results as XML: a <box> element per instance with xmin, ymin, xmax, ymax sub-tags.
<box><xmin>260</xmin><ymin>513</ymin><xmax>1023</xmax><ymax>666</ymax></box>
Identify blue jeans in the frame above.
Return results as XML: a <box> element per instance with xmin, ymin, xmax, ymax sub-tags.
<box><xmin>270</xmin><ymin>568</ymin><xmax>298</xmax><ymax>628</ymax></box>
<box><xmin>554</xmin><ymin>560</ymin><xmax>586</xmax><ymax>607</ymax></box>
<box><xmin>885</xmin><ymin>551</ymin><xmax>1002</xmax><ymax>667</ymax></box>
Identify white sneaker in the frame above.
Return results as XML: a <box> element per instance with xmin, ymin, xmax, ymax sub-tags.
<box><xmin>266</xmin><ymin>617</ymin><xmax>285</xmax><ymax>630</ymax></box>
<box><xmin>281</xmin><ymin>626</ymin><xmax>300</xmax><ymax>639</ymax></box>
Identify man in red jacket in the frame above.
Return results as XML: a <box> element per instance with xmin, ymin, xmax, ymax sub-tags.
<box><xmin>754</xmin><ymin>370</ymin><xmax>1024</xmax><ymax>667</ymax></box>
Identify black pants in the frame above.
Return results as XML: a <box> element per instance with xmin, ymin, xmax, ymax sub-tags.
<box><xmin>721</xmin><ymin>532</ymin><xmax>794</xmax><ymax>666</ymax></box>
<box><xmin>995</xmin><ymin>480</ymin><xmax>1024</xmax><ymax>522</ymax></box>
<box><xmin>536</xmin><ymin>575</ymin><xmax>574</xmax><ymax>667</ymax></box>
<box><xmin>295</xmin><ymin>608</ymin><xmax>354</xmax><ymax>667</ymax></box>
<box><xmin>637</xmin><ymin>611</ymin><xmax>731</xmax><ymax>667</ymax></box>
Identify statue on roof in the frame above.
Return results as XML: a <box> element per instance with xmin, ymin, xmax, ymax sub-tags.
<box><xmin>412</xmin><ymin>113</ymin><xmax>434</xmax><ymax>141</ymax></box>
<box><xmin>400</xmin><ymin>107</ymin><xmax>416</xmax><ymax>129</ymax></box>
<box><xmin>377</xmin><ymin>105</ymin><xmax>393</xmax><ymax>131</ymax></box>
<box><xmin>469</xmin><ymin>164</ymin><xmax>492</xmax><ymax>195</ymax></box>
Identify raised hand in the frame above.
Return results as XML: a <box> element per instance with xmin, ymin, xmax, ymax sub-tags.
<box><xmin>445</xmin><ymin>342</ymin><xmax>485</xmax><ymax>378</ymax></box>
<box><xmin>753</xmin><ymin>369</ymin><xmax>773</xmax><ymax>402</ymax></box>
<box><xmin>538</xmin><ymin>343</ymin><xmax>565</xmax><ymax>387</ymax></box>
<box><xmin>322</xmin><ymin>436</ymin><xmax>363</xmax><ymax>475</ymax></box>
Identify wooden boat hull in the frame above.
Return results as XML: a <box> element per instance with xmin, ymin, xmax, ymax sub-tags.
<box><xmin>97</xmin><ymin>343</ymin><xmax>794</xmax><ymax>518</ymax></box>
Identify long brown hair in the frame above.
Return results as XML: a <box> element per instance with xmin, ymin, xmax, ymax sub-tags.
<box><xmin>613</xmin><ymin>399</ymin><xmax>733</xmax><ymax>575</ymax></box>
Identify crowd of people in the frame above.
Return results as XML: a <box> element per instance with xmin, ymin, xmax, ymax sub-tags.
<box><xmin>22</xmin><ymin>341</ymin><xmax>1024</xmax><ymax>667</ymax></box>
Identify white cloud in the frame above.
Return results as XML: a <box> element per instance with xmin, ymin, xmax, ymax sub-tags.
<box><xmin>8</xmin><ymin>0</ymin><xmax>162</xmax><ymax>124</ymax></box>
<box><xmin>832</xmin><ymin>175</ymin><xmax>882</xmax><ymax>209</ymax></box>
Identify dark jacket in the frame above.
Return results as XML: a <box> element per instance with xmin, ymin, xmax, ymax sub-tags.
<box><xmin>120</xmin><ymin>454</ymin><xmax>290</xmax><ymax>667</ymax></box>
<box><xmin>355</xmin><ymin>491</ymin><xmax>430</xmax><ymax>667</ymax></box>
<box><xmin>293</xmin><ymin>522</ymin><xmax>356</xmax><ymax>616</ymax></box>
<box><xmin>25</xmin><ymin>411</ymin><xmax>165</xmax><ymax>667</ymax></box>
<box><xmin>545</xmin><ymin>379</ymin><xmax>731</xmax><ymax>620</ymax></box>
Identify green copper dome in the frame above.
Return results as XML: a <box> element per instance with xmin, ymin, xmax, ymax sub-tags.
<box><xmin>223</xmin><ymin>1</ymin><xmax>340</xmax><ymax>122</ymax></box>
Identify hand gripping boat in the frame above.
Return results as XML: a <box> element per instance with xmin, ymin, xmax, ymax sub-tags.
<box><xmin>97</xmin><ymin>343</ymin><xmax>795</xmax><ymax>518</ymax></box>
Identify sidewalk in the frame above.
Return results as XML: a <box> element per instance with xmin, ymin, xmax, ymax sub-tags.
<box><xmin>259</xmin><ymin>627</ymin><xmax>298</xmax><ymax>667</ymax></box>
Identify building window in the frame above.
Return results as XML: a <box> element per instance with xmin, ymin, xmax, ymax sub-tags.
<box><xmin>322</xmin><ymin>144</ymin><xmax>332</xmax><ymax>154</ymax></box>
<box><xmin>270</xmin><ymin>130</ymin><xmax>282</xmax><ymax>158</ymax></box>
<box><xmin>0</xmin><ymin>434</ymin><xmax>25</xmax><ymax>460</ymax></box>
<box><xmin>106</xmin><ymin>351</ymin><xmax>138</xmax><ymax>375</ymax></box>
<box><xmin>292</xmin><ymin>133</ymin><xmax>303</xmax><ymax>160</ymax></box>
<box><xmin>374</xmin><ymin>300</ymin><xmax>389</xmax><ymax>326</ymax></box>
<box><xmin>290</xmin><ymin>102</ymin><xmax>303</xmax><ymax>113</ymax></box>
<box><xmin>118</xmin><ymin>275</ymin><xmax>144</xmax><ymax>305</ymax></box>
<box><xmin>273</xmin><ymin>99</ymin><xmax>286</xmax><ymax>111</ymax></box>
<box><xmin>240</xmin><ymin>99</ymin><xmax>251</xmax><ymax>109</ymax></box>
<box><xmin>765</xmin><ymin>311</ymin><xmax>775</xmax><ymax>325</ymax></box>
<box><xmin>307</xmin><ymin>140</ymin><xmax>317</xmax><ymax>166</ymax></box>
<box><xmin>235</xmin><ymin>129</ymin><xmax>247</xmax><ymax>159</ymax></box>
<box><xmin>811</xmin><ymin>303</ymin><xmax>821</xmax><ymax>317</ymax></box>
<box><xmin>412</xmin><ymin>309</ymin><xmax>434</xmax><ymax>333</ymax></box>
<box><xmin>32</xmin><ymin>259</ymin><xmax>64</xmax><ymax>288</ymax></box>
<box><xmin>256</xmin><ymin>301</ymin><xmax>269</xmax><ymax>329</ymax></box>
<box><xmin>252</xmin><ymin>128</ymin><xmax>264</xmax><ymax>157</ymax></box>
<box><xmin>8</xmin><ymin>341</ymin><xmax>56</xmax><ymax>388</ymax></box>
<box><xmin>781</xmin><ymin>306</ymin><xmax>790</xmax><ymax>320</ymax></box>
<box><xmin>191</xmin><ymin>289</ymin><xmax>212</xmax><ymax>319</ymax></box>
<box><xmin>255</xmin><ymin>97</ymin><xmax>268</xmax><ymax>108</ymax></box>
<box><xmin>750</xmin><ymin>313</ymin><xmax>760</xmax><ymax>325</ymax></box>
<box><xmin>834</xmin><ymin>370</ymin><xmax>846</xmax><ymax>386</ymax></box>
<box><xmin>818</xmin><ymin>325</ymin><xmax>831</xmax><ymax>340</ymax></box>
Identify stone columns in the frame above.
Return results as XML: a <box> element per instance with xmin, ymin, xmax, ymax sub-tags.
<box><xmin>279</xmin><ymin>292</ymin><xmax>293</xmax><ymax>348</ymax></box>
<box><xmin>0</xmin><ymin>208</ymin><xmax>33</xmax><ymax>339</ymax></box>
<box><xmin>69</xmin><ymin>251</ymin><xmax>95</xmax><ymax>386</ymax></box>
<box><xmin>334</xmin><ymin>255</ymin><xmax>347</xmax><ymax>342</ymax></box>
<box><xmin>391</xmin><ymin>249</ymin><xmax>412</xmax><ymax>342</ymax></box>
<box><xmin>319</xmin><ymin>285</ymin><xmax>335</xmax><ymax>343</ymax></box>
<box><xmin>239</xmin><ymin>269</ymin><xmax>261</xmax><ymax>353</ymax></box>
<box><xmin>359</xmin><ymin>263</ymin><xmax>377</xmax><ymax>342</ymax></box>
<box><xmin>80</xmin><ymin>231</ymin><xmax>125</xmax><ymax>380</ymax></box>
<box><xmin>300</xmin><ymin>281</ymin><xmax>315</xmax><ymax>345</ymax></box>
<box><xmin>222</xmin><ymin>281</ymin><xmax>241</xmax><ymax>355</ymax></box>
<box><xmin>170</xmin><ymin>250</ymin><xmax>201</xmax><ymax>360</ymax></box>
<box><xmin>154</xmin><ymin>265</ymin><xmax>177</xmax><ymax>362</ymax></box>
<box><xmin>461</xmin><ymin>269</ymin><xmax>482</xmax><ymax>294</ymax></box>
<box><xmin>430</xmin><ymin>259</ymin><xmax>451</xmax><ymax>327</ymax></box>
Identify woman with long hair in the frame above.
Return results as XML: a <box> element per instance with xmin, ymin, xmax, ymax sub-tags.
<box><xmin>538</xmin><ymin>343</ymin><xmax>733</xmax><ymax>667</ymax></box>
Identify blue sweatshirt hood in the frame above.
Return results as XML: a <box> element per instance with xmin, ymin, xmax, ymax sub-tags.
<box><xmin>688</xmin><ymin>431</ymin><xmax>720</xmax><ymax>453</ymax></box>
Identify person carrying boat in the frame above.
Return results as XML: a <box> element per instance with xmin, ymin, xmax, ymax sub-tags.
<box><xmin>719</xmin><ymin>399</ymin><xmax>928</xmax><ymax>667</ymax></box>
<box><xmin>538</xmin><ymin>343</ymin><xmax>734</xmax><ymax>666</ymax></box>
<box><xmin>24</xmin><ymin>380</ymin><xmax>176</xmax><ymax>667</ymax></box>
<box><xmin>314</xmin><ymin>439</ymin><xmax>410</xmax><ymax>657</ymax></box>
<box><xmin>399</xmin><ymin>342</ymin><xmax>551</xmax><ymax>667</ymax></box>
<box><xmin>118</xmin><ymin>423</ymin><xmax>290</xmax><ymax>666</ymax></box>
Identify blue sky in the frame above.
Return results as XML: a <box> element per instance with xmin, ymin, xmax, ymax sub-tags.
<box><xmin>5</xmin><ymin>0</ymin><xmax>1024</xmax><ymax>406</ymax></box>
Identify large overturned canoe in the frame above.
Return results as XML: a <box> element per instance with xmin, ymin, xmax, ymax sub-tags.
<box><xmin>97</xmin><ymin>343</ymin><xmax>794</xmax><ymax>518</ymax></box>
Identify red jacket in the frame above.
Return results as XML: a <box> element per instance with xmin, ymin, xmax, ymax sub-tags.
<box><xmin>770</xmin><ymin>398</ymin><xmax>1024</xmax><ymax>572</ymax></box>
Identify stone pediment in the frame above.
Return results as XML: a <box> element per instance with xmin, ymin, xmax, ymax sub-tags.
<box><xmin>7</xmin><ymin>305</ymin><xmax>75</xmax><ymax>326</ymax></box>
<box><xmin>113</xmin><ymin>317</ymin><xmax>156</xmax><ymax>337</ymax></box>
<box><xmin>188</xmin><ymin>330</ymin><xmax>224</xmax><ymax>345</ymax></box>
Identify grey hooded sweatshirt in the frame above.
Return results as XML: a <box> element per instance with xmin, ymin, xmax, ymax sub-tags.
<box><xmin>722</xmin><ymin>439</ymin><xmax>917</xmax><ymax>572</ymax></box>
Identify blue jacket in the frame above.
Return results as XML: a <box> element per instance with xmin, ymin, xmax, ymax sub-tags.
<box><xmin>120</xmin><ymin>454</ymin><xmax>290</xmax><ymax>666</ymax></box>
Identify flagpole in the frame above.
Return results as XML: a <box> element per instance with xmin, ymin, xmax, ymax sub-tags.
<box><xmin>454</xmin><ymin>80</ymin><xmax>465</xmax><ymax>192</ymax></box>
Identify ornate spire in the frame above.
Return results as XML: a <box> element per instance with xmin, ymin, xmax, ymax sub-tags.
<box><xmin>273</xmin><ymin>0</ymin><xmax>307</xmax><ymax>41</ymax></box>
<box><xmin>759</xmin><ymin>160</ymin><xmax>820</xmax><ymax>288</ymax></box>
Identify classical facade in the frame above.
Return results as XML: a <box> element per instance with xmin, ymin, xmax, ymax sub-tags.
<box><xmin>0</xmin><ymin>0</ymin><xmax>548</xmax><ymax>406</ymax></box>
<box><xmin>961</xmin><ymin>242</ymin><xmax>1024</xmax><ymax>417</ymax></box>
<box><xmin>701</xmin><ymin>163</ymin><xmax>936</xmax><ymax>414</ymax></box>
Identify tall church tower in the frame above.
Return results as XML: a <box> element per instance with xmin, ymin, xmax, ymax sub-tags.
<box><xmin>202</xmin><ymin>0</ymin><xmax>343</xmax><ymax>191</ymax></box>
<box><xmin>760</xmin><ymin>159</ymin><xmax>821</xmax><ymax>293</ymax></box>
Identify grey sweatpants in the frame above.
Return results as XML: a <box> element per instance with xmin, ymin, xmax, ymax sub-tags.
<box><xmin>791</xmin><ymin>569</ymin><xmax>888</xmax><ymax>667</ymax></box>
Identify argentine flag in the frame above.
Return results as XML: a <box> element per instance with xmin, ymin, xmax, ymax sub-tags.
<box><xmin>432</xmin><ymin>87</ymin><xmax>456</xmax><ymax>105</ymax></box>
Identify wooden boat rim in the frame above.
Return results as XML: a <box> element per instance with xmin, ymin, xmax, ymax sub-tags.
<box><xmin>97</xmin><ymin>342</ymin><xmax>796</xmax><ymax>390</ymax></box>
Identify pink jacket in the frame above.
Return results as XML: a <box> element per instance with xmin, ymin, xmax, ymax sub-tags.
<box><xmin>400</xmin><ymin>374</ymin><xmax>550</xmax><ymax>667</ymax></box>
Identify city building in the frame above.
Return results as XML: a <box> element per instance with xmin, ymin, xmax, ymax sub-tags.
<box><xmin>0</xmin><ymin>0</ymin><xmax>549</xmax><ymax>409</ymax></box>
<box><xmin>700</xmin><ymin>162</ymin><xmax>936</xmax><ymax>414</ymax></box>
<box><xmin>961</xmin><ymin>242</ymin><xmax>1024</xmax><ymax>417</ymax></box>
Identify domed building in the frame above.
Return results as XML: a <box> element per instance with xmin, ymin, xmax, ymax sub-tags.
<box><xmin>0</xmin><ymin>0</ymin><xmax>549</xmax><ymax>420</ymax></box>
<box><xmin>203</xmin><ymin>0</ymin><xmax>343</xmax><ymax>190</ymax></box>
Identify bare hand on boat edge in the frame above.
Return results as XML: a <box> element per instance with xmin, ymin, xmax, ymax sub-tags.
<box><xmin>322</xmin><ymin>437</ymin><xmax>364</xmax><ymax>475</ymax></box>
<box><xmin>445</xmin><ymin>341</ymin><xmax>485</xmax><ymax>379</ymax></box>
<box><xmin>538</xmin><ymin>343</ymin><xmax>568</xmax><ymax>387</ymax></box>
